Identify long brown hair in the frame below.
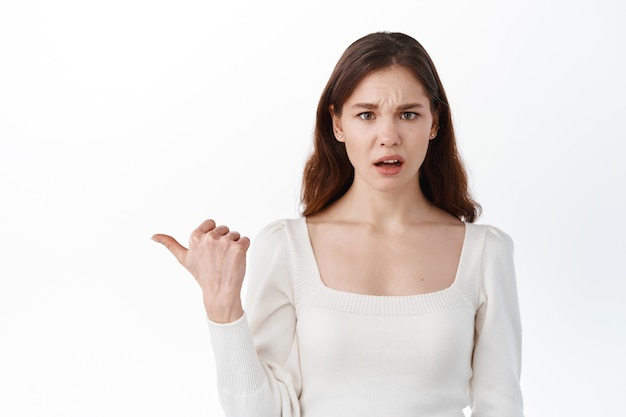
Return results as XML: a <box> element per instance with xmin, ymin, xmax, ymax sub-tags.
<box><xmin>301</xmin><ymin>32</ymin><xmax>480</xmax><ymax>222</ymax></box>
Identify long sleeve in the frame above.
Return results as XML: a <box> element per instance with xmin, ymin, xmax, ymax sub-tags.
<box><xmin>207</xmin><ymin>220</ymin><xmax>301</xmax><ymax>417</ymax></box>
<box><xmin>469</xmin><ymin>226</ymin><xmax>524</xmax><ymax>416</ymax></box>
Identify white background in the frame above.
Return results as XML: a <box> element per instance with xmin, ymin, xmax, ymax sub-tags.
<box><xmin>1</xmin><ymin>0</ymin><xmax>625</xmax><ymax>415</ymax></box>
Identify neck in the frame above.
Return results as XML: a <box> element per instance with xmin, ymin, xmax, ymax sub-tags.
<box><xmin>332</xmin><ymin>180</ymin><xmax>435</xmax><ymax>228</ymax></box>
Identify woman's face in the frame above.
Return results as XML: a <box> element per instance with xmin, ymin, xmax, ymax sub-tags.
<box><xmin>331</xmin><ymin>66</ymin><xmax>438</xmax><ymax>194</ymax></box>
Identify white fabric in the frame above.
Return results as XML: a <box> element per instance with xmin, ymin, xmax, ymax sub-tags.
<box><xmin>207</xmin><ymin>218</ymin><xmax>524</xmax><ymax>417</ymax></box>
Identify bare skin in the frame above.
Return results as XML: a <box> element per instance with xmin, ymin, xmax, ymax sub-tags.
<box><xmin>306</xmin><ymin>194</ymin><xmax>465</xmax><ymax>296</ymax></box>
<box><xmin>313</xmin><ymin>66</ymin><xmax>465</xmax><ymax>296</ymax></box>
<box><xmin>153</xmin><ymin>66</ymin><xmax>465</xmax><ymax>321</ymax></box>
<box><xmin>152</xmin><ymin>220</ymin><xmax>249</xmax><ymax>323</ymax></box>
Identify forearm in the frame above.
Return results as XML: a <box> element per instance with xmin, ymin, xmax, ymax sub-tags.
<box><xmin>207</xmin><ymin>313</ymin><xmax>283</xmax><ymax>417</ymax></box>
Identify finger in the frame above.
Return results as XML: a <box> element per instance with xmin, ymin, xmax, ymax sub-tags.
<box><xmin>151</xmin><ymin>234</ymin><xmax>188</xmax><ymax>264</ymax></box>
<box><xmin>238</xmin><ymin>236</ymin><xmax>251</xmax><ymax>250</ymax></box>
<box><xmin>194</xmin><ymin>219</ymin><xmax>216</xmax><ymax>234</ymax></box>
<box><xmin>226</xmin><ymin>231</ymin><xmax>241</xmax><ymax>241</ymax></box>
<box><xmin>210</xmin><ymin>225</ymin><xmax>230</xmax><ymax>236</ymax></box>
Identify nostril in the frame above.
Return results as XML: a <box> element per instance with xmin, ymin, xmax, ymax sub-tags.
<box><xmin>379</xmin><ymin>137</ymin><xmax>401</xmax><ymax>146</ymax></box>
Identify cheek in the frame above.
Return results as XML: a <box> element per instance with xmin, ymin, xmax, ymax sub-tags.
<box><xmin>342</xmin><ymin>120</ymin><xmax>367</xmax><ymax>138</ymax></box>
<box><xmin>342</xmin><ymin>142</ymin><xmax>360</xmax><ymax>167</ymax></box>
<box><xmin>405</xmin><ymin>124</ymin><xmax>433</xmax><ymax>144</ymax></box>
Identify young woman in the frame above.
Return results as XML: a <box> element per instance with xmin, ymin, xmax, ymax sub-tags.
<box><xmin>153</xmin><ymin>32</ymin><xmax>524</xmax><ymax>417</ymax></box>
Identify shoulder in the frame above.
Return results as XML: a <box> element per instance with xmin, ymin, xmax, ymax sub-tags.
<box><xmin>463</xmin><ymin>223</ymin><xmax>516</xmax><ymax>284</ymax></box>
<box><xmin>466</xmin><ymin>223</ymin><xmax>514</xmax><ymax>253</ymax></box>
<box><xmin>249</xmin><ymin>218</ymin><xmax>307</xmax><ymax>256</ymax></box>
<box><xmin>252</xmin><ymin>218</ymin><xmax>304</xmax><ymax>241</ymax></box>
<box><xmin>466</xmin><ymin>223</ymin><xmax>517</xmax><ymax>289</ymax></box>
<box><xmin>245</xmin><ymin>219</ymin><xmax>304</xmax><ymax>292</ymax></box>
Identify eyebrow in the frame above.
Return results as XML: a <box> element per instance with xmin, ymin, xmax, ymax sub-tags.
<box><xmin>350</xmin><ymin>102</ymin><xmax>425</xmax><ymax>110</ymax></box>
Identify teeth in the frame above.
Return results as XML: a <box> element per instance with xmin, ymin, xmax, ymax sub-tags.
<box><xmin>383</xmin><ymin>160</ymin><xmax>399</xmax><ymax>163</ymax></box>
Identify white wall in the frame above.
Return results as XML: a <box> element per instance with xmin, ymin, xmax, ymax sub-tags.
<box><xmin>1</xmin><ymin>1</ymin><xmax>624</xmax><ymax>415</ymax></box>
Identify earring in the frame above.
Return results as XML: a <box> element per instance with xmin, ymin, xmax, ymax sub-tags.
<box><xmin>430</xmin><ymin>132</ymin><xmax>437</xmax><ymax>138</ymax></box>
<box><xmin>336</xmin><ymin>132</ymin><xmax>344</xmax><ymax>139</ymax></box>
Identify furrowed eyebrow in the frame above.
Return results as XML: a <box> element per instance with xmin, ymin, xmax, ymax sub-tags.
<box><xmin>397</xmin><ymin>103</ymin><xmax>425</xmax><ymax>110</ymax></box>
<box><xmin>350</xmin><ymin>102</ymin><xmax>425</xmax><ymax>110</ymax></box>
<box><xmin>351</xmin><ymin>103</ymin><xmax>378</xmax><ymax>110</ymax></box>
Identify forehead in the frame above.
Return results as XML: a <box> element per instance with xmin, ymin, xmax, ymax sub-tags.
<box><xmin>346</xmin><ymin>66</ymin><xmax>429</xmax><ymax>104</ymax></box>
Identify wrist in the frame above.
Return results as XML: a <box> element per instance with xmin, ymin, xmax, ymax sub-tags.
<box><xmin>203</xmin><ymin>294</ymin><xmax>243</xmax><ymax>324</ymax></box>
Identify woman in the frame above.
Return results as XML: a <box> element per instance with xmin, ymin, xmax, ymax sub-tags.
<box><xmin>153</xmin><ymin>32</ymin><xmax>524</xmax><ymax>417</ymax></box>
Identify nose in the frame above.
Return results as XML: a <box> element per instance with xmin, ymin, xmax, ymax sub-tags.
<box><xmin>378</xmin><ymin>119</ymin><xmax>401</xmax><ymax>147</ymax></box>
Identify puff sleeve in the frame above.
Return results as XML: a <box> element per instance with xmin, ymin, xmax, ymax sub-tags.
<box><xmin>469</xmin><ymin>226</ymin><xmax>524</xmax><ymax>416</ymax></box>
<box><xmin>207</xmin><ymin>220</ymin><xmax>301</xmax><ymax>417</ymax></box>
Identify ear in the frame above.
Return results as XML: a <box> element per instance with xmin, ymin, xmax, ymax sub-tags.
<box><xmin>329</xmin><ymin>105</ymin><xmax>344</xmax><ymax>142</ymax></box>
<box><xmin>429</xmin><ymin>113</ymin><xmax>439</xmax><ymax>140</ymax></box>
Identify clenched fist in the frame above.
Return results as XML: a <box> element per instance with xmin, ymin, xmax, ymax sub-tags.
<box><xmin>152</xmin><ymin>219</ymin><xmax>250</xmax><ymax>323</ymax></box>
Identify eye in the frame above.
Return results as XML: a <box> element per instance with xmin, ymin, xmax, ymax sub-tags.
<box><xmin>357</xmin><ymin>112</ymin><xmax>374</xmax><ymax>120</ymax></box>
<box><xmin>400</xmin><ymin>112</ymin><xmax>419</xmax><ymax>120</ymax></box>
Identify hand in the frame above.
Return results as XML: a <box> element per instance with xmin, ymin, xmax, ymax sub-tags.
<box><xmin>152</xmin><ymin>219</ymin><xmax>250</xmax><ymax>323</ymax></box>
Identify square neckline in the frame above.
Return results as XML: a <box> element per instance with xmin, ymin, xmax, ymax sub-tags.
<box><xmin>299</xmin><ymin>217</ymin><xmax>471</xmax><ymax>299</ymax></box>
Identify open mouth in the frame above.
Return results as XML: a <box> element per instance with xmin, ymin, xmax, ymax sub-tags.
<box><xmin>374</xmin><ymin>159</ymin><xmax>402</xmax><ymax>167</ymax></box>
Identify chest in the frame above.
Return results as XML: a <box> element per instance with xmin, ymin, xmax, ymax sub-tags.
<box><xmin>296</xmin><ymin>307</ymin><xmax>475</xmax><ymax>411</ymax></box>
<box><xmin>309</xmin><ymin>225</ymin><xmax>465</xmax><ymax>296</ymax></box>
<box><xmin>298</xmin><ymin>307</ymin><xmax>474</xmax><ymax>368</ymax></box>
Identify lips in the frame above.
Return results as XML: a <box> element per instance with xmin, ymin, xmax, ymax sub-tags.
<box><xmin>374</xmin><ymin>159</ymin><xmax>401</xmax><ymax>167</ymax></box>
<box><xmin>374</xmin><ymin>155</ymin><xmax>404</xmax><ymax>167</ymax></box>
<box><xmin>373</xmin><ymin>155</ymin><xmax>404</xmax><ymax>175</ymax></box>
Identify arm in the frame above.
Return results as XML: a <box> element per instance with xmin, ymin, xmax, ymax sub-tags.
<box><xmin>469</xmin><ymin>227</ymin><xmax>524</xmax><ymax>417</ymax></box>
<box><xmin>207</xmin><ymin>221</ymin><xmax>301</xmax><ymax>417</ymax></box>
<box><xmin>153</xmin><ymin>219</ymin><xmax>300</xmax><ymax>416</ymax></box>
<box><xmin>152</xmin><ymin>219</ymin><xmax>248</xmax><ymax>323</ymax></box>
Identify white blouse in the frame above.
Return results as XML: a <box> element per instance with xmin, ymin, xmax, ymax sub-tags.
<box><xmin>207</xmin><ymin>218</ymin><xmax>524</xmax><ymax>417</ymax></box>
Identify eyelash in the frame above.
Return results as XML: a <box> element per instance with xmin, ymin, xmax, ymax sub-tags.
<box><xmin>356</xmin><ymin>111</ymin><xmax>420</xmax><ymax>120</ymax></box>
